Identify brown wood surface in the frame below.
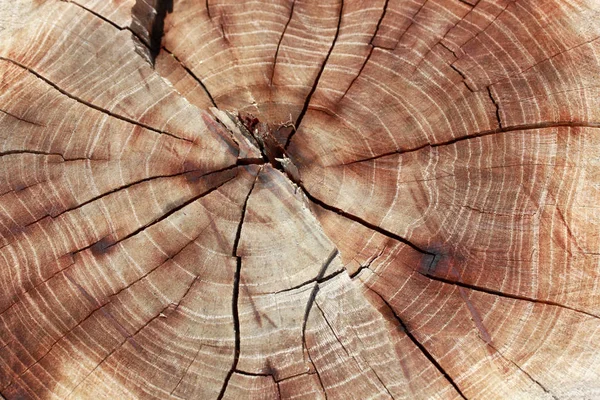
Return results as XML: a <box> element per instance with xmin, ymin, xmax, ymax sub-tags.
<box><xmin>1</xmin><ymin>0</ymin><xmax>600</xmax><ymax>399</ymax></box>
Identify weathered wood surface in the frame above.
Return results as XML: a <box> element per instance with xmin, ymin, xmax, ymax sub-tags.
<box><xmin>1</xmin><ymin>0</ymin><xmax>600</xmax><ymax>399</ymax></box>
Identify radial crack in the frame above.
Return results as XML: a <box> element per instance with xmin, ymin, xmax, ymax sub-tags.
<box><xmin>0</xmin><ymin>150</ymin><xmax>80</xmax><ymax>161</ymax></box>
<box><xmin>170</xmin><ymin>344</ymin><xmax>203</xmax><ymax>395</ymax></box>
<box><xmin>0</xmin><ymin>56</ymin><xmax>192</xmax><ymax>143</ymax></box>
<box><xmin>270</xmin><ymin>0</ymin><xmax>296</xmax><ymax>86</ymax></box>
<box><xmin>420</xmin><ymin>271</ymin><xmax>600</xmax><ymax>321</ymax></box>
<box><xmin>514</xmin><ymin>35</ymin><xmax>600</xmax><ymax>79</ymax></box>
<box><xmin>488</xmin><ymin>343</ymin><xmax>559</xmax><ymax>400</ymax></box>
<box><xmin>1</xmin><ymin>308</ymin><xmax>104</xmax><ymax>391</ymax></box>
<box><xmin>148</xmin><ymin>0</ymin><xmax>173</xmax><ymax>63</ymax></box>
<box><xmin>342</xmin><ymin>120</ymin><xmax>600</xmax><ymax>166</ymax></box>
<box><xmin>0</xmin><ymin>108</ymin><xmax>45</xmax><ymax>127</ymax></box>
<box><xmin>63</xmin><ymin>0</ymin><xmax>170</xmax><ymax>66</ymax></box>
<box><xmin>458</xmin><ymin>0</ymin><xmax>514</xmax><ymax>56</ymax></box>
<box><xmin>90</xmin><ymin>172</ymin><xmax>238</xmax><ymax>255</ymax></box>
<box><xmin>5</xmin><ymin>265</ymin><xmax>201</xmax><ymax>393</ymax></box>
<box><xmin>441</xmin><ymin>49</ymin><xmax>476</xmax><ymax>92</ymax></box>
<box><xmin>107</xmin><ymin>227</ymin><xmax>211</xmax><ymax>309</ymax></box>
<box><xmin>487</xmin><ymin>86</ymin><xmax>502</xmax><ymax>128</ymax></box>
<box><xmin>301</xmin><ymin>249</ymin><xmax>339</xmax><ymax>350</ymax></box>
<box><xmin>61</xmin><ymin>0</ymin><xmax>124</xmax><ymax>29</ymax></box>
<box><xmin>551</xmin><ymin>203</ymin><xmax>585</xmax><ymax>255</ymax></box>
<box><xmin>340</xmin><ymin>0</ymin><xmax>389</xmax><ymax>99</ymax></box>
<box><xmin>162</xmin><ymin>47</ymin><xmax>217</xmax><ymax>107</ymax></box>
<box><xmin>0</xmin><ymin>168</ymin><xmax>239</xmax><ymax>320</ymax></box>
<box><xmin>0</xmin><ymin>173</ymin><xmax>234</xmax><ymax>320</ymax></box>
<box><xmin>305</xmin><ymin>345</ymin><xmax>328</xmax><ymax>399</ymax></box>
<box><xmin>284</xmin><ymin>0</ymin><xmax>344</xmax><ymax>149</ymax></box>
<box><xmin>23</xmin><ymin>164</ymin><xmax>237</xmax><ymax>231</ymax></box>
<box><xmin>63</xmin><ymin>286</ymin><xmax>194</xmax><ymax>398</ymax></box>
<box><xmin>456</xmin><ymin>0</ymin><xmax>477</xmax><ymax>7</ymax></box>
<box><xmin>232</xmin><ymin>369</ymin><xmax>270</xmax><ymax>377</ymax></box>
<box><xmin>457</xmin><ymin>286</ymin><xmax>492</xmax><ymax>344</ymax></box>
<box><xmin>130</xmin><ymin>0</ymin><xmax>173</xmax><ymax>64</ymax></box>
<box><xmin>217</xmin><ymin>169</ymin><xmax>261</xmax><ymax>400</ymax></box>
<box><xmin>396</xmin><ymin>0</ymin><xmax>428</xmax><ymax>44</ymax></box>
<box><xmin>274</xmin><ymin>267</ymin><xmax>344</xmax><ymax>295</ymax></box>
<box><xmin>299</xmin><ymin>185</ymin><xmax>433</xmax><ymax>257</ymax></box>
<box><xmin>365</xmin><ymin>287</ymin><xmax>468</xmax><ymax>399</ymax></box>
<box><xmin>315</xmin><ymin>303</ymin><xmax>395</xmax><ymax>399</ymax></box>
<box><xmin>348</xmin><ymin>247</ymin><xmax>386</xmax><ymax>279</ymax></box>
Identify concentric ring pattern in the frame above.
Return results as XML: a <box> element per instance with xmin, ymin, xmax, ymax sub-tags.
<box><xmin>1</xmin><ymin>0</ymin><xmax>600</xmax><ymax>399</ymax></box>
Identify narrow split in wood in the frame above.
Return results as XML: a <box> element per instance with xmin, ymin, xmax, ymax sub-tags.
<box><xmin>1</xmin><ymin>0</ymin><xmax>600</xmax><ymax>399</ymax></box>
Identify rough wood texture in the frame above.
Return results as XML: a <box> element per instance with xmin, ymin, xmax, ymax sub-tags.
<box><xmin>1</xmin><ymin>0</ymin><xmax>600</xmax><ymax>399</ymax></box>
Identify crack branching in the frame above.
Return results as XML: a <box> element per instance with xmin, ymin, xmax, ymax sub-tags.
<box><xmin>348</xmin><ymin>247</ymin><xmax>386</xmax><ymax>279</ymax></box>
<box><xmin>66</xmin><ymin>169</ymin><xmax>238</xmax><ymax>264</ymax></box>
<box><xmin>284</xmin><ymin>0</ymin><xmax>344</xmax><ymax>150</ymax></box>
<box><xmin>274</xmin><ymin>267</ymin><xmax>345</xmax><ymax>295</ymax></box>
<box><xmin>315</xmin><ymin>303</ymin><xmax>395</xmax><ymax>399</ymax></box>
<box><xmin>366</xmin><ymin>287</ymin><xmax>467</xmax><ymax>399</ymax></box>
<box><xmin>420</xmin><ymin>271</ymin><xmax>600</xmax><ymax>321</ymax></box>
<box><xmin>443</xmin><ymin>53</ymin><xmax>476</xmax><ymax>92</ymax></box>
<box><xmin>0</xmin><ymin>56</ymin><xmax>192</xmax><ymax>143</ymax></box>
<box><xmin>217</xmin><ymin>169</ymin><xmax>261</xmax><ymax>400</ymax></box>
<box><xmin>23</xmin><ymin>164</ymin><xmax>238</xmax><ymax>230</ymax></box>
<box><xmin>301</xmin><ymin>249</ymin><xmax>339</xmax><ymax>351</ymax></box>
<box><xmin>0</xmin><ymin>168</ymin><xmax>240</xmax><ymax>318</ymax></box>
<box><xmin>94</xmin><ymin>172</ymin><xmax>238</xmax><ymax>255</ymax></box>
<box><xmin>340</xmin><ymin>0</ymin><xmax>389</xmax><ymax>99</ymax></box>
<box><xmin>65</xmin><ymin>0</ymin><xmax>215</xmax><ymax>110</ymax></box>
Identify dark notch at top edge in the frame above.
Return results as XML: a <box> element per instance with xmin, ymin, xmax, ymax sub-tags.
<box><xmin>131</xmin><ymin>0</ymin><xmax>173</xmax><ymax>65</ymax></box>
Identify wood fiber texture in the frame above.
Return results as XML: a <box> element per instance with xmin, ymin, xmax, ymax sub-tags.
<box><xmin>1</xmin><ymin>0</ymin><xmax>600</xmax><ymax>399</ymax></box>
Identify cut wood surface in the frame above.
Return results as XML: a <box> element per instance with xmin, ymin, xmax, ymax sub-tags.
<box><xmin>1</xmin><ymin>0</ymin><xmax>600</xmax><ymax>399</ymax></box>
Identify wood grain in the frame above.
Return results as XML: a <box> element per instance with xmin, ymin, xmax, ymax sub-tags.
<box><xmin>1</xmin><ymin>0</ymin><xmax>600</xmax><ymax>399</ymax></box>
